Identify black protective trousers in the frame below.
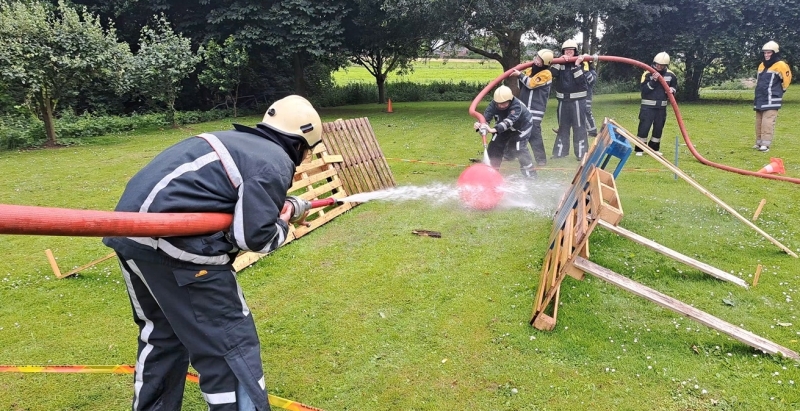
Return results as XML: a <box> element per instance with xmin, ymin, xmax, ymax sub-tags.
<box><xmin>636</xmin><ymin>107</ymin><xmax>667</xmax><ymax>151</ymax></box>
<box><xmin>487</xmin><ymin>128</ymin><xmax>536</xmax><ymax>176</ymax></box>
<box><xmin>553</xmin><ymin>99</ymin><xmax>589</xmax><ymax>160</ymax></box>
<box><xmin>117</xmin><ymin>253</ymin><xmax>271</xmax><ymax>411</ymax></box>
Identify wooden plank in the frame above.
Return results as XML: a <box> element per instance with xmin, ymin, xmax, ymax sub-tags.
<box><xmin>288</xmin><ymin>168</ymin><xmax>340</xmax><ymax>193</ymax></box>
<box><xmin>62</xmin><ymin>252</ymin><xmax>116</xmax><ymax>278</ymax></box>
<box><xmin>597</xmin><ymin>219</ymin><xmax>749</xmax><ymax>288</ymax></box>
<box><xmin>323</xmin><ymin>154</ymin><xmax>343</xmax><ymax>164</ymax></box>
<box><xmin>612</xmin><ymin>120</ymin><xmax>797</xmax><ymax>258</ymax></box>
<box><xmin>323</xmin><ymin>126</ymin><xmax>357</xmax><ymax>194</ymax></box>
<box><xmin>354</xmin><ymin>118</ymin><xmax>395</xmax><ymax>189</ymax></box>
<box><xmin>572</xmin><ymin>256</ymin><xmax>799</xmax><ymax>360</ymax></box>
<box><xmin>594</xmin><ymin>212</ymin><xmax>740</xmax><ymax>286</ymax></box>
<box><xmin>45</xmin><ymin>249</ymin><xmax>63</xmax><ymax>279</ymax></box>
<box><xmin>327</xmin><ymin>121</ymin><xmax>369</xmax><ymax>194</ymax></box>
<box><xmin>343</xmin><ymin>118</ymin><xmax>380</xmax><ymax>192</ymax></box>
<box><xmin>752</xmin><ymin>199</ymin><xmax>767</xmax><ymax>221</ymax></box>
<box><xmin>753</xmin><ymin>264</ymin><xmax>762</xmax><ymax>287</ymax></box>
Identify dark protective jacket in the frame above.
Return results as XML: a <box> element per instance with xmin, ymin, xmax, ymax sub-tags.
<box><xmin>103</xmin><ymin>124</ymin><xmax>295</xmax><ymax>266</ymax></box>
<box><xmin>584</xmin><ymin>63</ymin><xmax>597</xmax><ymax>101</ymax></box>
<box><xmin>550</xmin><ymin>60</ymin><xmax>588</xmax><ymax>101</ymax></box>
<box><xmin>483</xmin><ymin>97</ymin><xmax>533</xmax><ymax>134</ymax></box>
<box><xmin>517</xmin><ymin>66</ymin><xmax>552</xmax><ymax>122</ymax></box>
<box><xmin>754</xmin><ymin>58</ymin><xmax>792</xmax><ymax>111</ymax></box>
<box><xmin>640</xmin><ymin>68</ymin><xmax>678</xmax><ymax>109</ymax></box>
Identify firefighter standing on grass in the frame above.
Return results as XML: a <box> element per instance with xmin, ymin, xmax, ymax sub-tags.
<box><xmin>753</xmin><ymin>40</ymin><xmax>791</xmax><ymax>152</ymax></box>
<box><xmin>473</xmin><ymin>85</ymin><xmax>538</xmax><ymax>178</ymax></box>
<box><xmin>550</xmin><ymin>40</ymin><xmax>590</xmax><ymax>160</ymax></box>
<box><xmin>510</xmin><ymin>48</ymin><xmax>554</xmax><ymax>167</ymax></box>
<box><xmin>103</xmin><ymin>95</ymin><xmax>323</xmax><ymax>411</ymax></box>
<box><xmin>635</xmin><ymin>52</ymin><xmax>678</xmax><ymax>156</ymax></box>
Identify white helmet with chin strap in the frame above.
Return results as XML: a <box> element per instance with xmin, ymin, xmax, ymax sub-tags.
<box><xmin>762</xmin><ymin>41</ymin><xmax>779</xmax><ymax>53</ymax></box>
<box><xmin>493</xmin><ymin>85</ymin><xmax>514</xmax><ymax>103</ymax></box>
<box><xmin>261</xmin><ymin>95</ymin><xmax>322</xmax><ymax>149</ymax></box>
<box><xmin>537</xmin><ymin>49</ymin><xmax>554</xmax><ymax>65</ymax></box>
<box><xmin>561</xmin><ymin>39</ymin><xmax>578</xmax><ymax>52</ymax></box>
<box><xmin>653</xmin><ymin>52</ymin><xmax>670</xmax><ymax>66</ymax></box>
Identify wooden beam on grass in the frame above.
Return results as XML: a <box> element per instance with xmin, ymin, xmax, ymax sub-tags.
<box><xmin>45</xmin><ymin>249</ymin><xmax>116</xmax><ymax>279</ymax></box>
<box><xmin>572</xmin><ymin>256</ymin><xmax>799</xmax><ymax>360</ymax></box>
<box><xmin>597</xmin><ymin>220</ymin><xmax>749</xmax><ymax>289</ymax></box>
<box><xmin>611</xmin><ymin>120</ymin><xmax>797</xmax><ymax>258</ymax></box>
<box><xmin>752</xmin><ymin>199</ymin><xmax>767</xmax><ymax>221</ymax></box>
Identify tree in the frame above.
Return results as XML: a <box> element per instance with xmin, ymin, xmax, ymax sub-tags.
<box><xmin>198</xmin><ymin>36</ymin><xmax>249</xmax><ymax>117</ymax></box>
<box><xmin>0</xmin><ymin>0</ymin><xmax>132</xmax><ymax>145</ymax></box>
<box><xmin>602</xmin><ymin>0</ymin><xmax>750</xmax><ymax>101</ymax></box>
<box><xmin>260</xmin><ymin>0</ymin><xmax>349</xmax><ymax>96</ymax></box>
<box><xmin>433</xmin><ymin>0</ymin><xmax>575</xmax><ymax>90</ymax></box>
<box><xmin>133</xmin><ymin>15</ymin><xmax>200</xmax><ymax>126</ymax></box>
<box><xmin>343</xmin><ymin>0</ymin><xmax>440</xmax><ymax>103</ymax></box>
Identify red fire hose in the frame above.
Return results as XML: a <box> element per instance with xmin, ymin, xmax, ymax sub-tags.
<box><xmin>469</xmin><ymin>55</ymin><xmax>800</xmax><ymax>185</ymax></box>
<box><xmin>0</xmin><ymin>198</ymin><xmax>338</xmax><ymax>237</ymax></box>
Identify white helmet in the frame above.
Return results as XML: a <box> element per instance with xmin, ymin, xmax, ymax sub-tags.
<box><xmin>537</xmin><ymin>49</ymin><xmax>554</xmax><ymax>65</ymax></box>
<box><xmin>493</xmin><ymin>85</ymin><xmax>514</xmax><ymax>103</ymax></box>
<box><xmin>763</xmin><ymin>41</ymin><xmax>779</xmax><ymax>53</ymax></box>
<box><xmin>261</xmin><ymin>95</ymin><xmax>322</xmax><ymax>148</ymax></box>
<box><xmin>653</xmin><ymin>52</ymin><xmax>670</xmax><ymax>65</ymax></box>
<box><xmin>561</xmin><ymin>39</ymin><xmax>578</xmax><ymax>52</ymax></box>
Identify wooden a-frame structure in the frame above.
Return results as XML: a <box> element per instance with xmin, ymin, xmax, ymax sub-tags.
<box><xmin>531</xmin><ymin>119</ymin><xmax>798</xmax><ymax>360</ymax></box>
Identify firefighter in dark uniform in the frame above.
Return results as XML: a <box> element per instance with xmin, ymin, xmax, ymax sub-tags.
<box><xmin>103</xmin><ymin>95</ymin><xmax>323</xmax><ymax>411</ymax></box>
<box><xmin>635</xmin><ymin>52</ymin><xmax>678</xmax><ymax>156</ymax></box>
<box><xmin>584</xmin><ymin>61</ymin><xmax>598</xmax><ymax>137</ymax></box>
<box><xmin>473</xmin><ymin>85</ymin><xmax>537</xmax><ymax>178</ymax></box>
<box><xmin>754</xmin><ymin>41</ymin><xmax>791</xmax><ymax>152</ymax></box>
<box><xmin>550</xmin><ymin>40</ymin><xmax>590</xmax><ymax>160</ymax></box>
<box><xmin>511</xmin><ymin>49</ymin><xmax>554</xmax><ymax>166</ymax></box>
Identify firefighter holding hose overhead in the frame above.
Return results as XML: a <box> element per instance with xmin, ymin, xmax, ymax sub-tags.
<box><xmin>473</xmin><ymin>85</ymin><xmax>538</xmax><ymax>178</ymax></box>
<box><xmin>754</xmin><ymin>40</ymin><xmax>791</xmax><ymax>153</ymax></box>
<box><xmin>550</xmin><ymin>39</ymin><xmax>590</xmax><ymax>160</ymax></box>
<box><xmin>103</xmin><ymin>95</ymin><xmax>322</xmax><ymax>411</ymax></box>
<box><xmin>510</xmin><ymin>48</ymin><xmax>554</xmax><ymax>167</ymax></box>
<box><xmin>635</xmin><ymin>52</ymin><xmax>678</xmax><ymax>156</ymax></box>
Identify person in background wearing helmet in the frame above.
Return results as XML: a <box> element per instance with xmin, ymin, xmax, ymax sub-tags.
<box><xmin>103</xmin><ymin>95</ymin><xmax>322</xmax><ymax>411</ymax></box>
<box><xmin>584</xmin><ymin>61</ymin><xmax>598</xmax><ymax>137</ymax></box>
<box><xmin>510</xmin><ymin>48</ymin><xmax>554</xmax><ymax>166</ymax></box>
<box><xmin>753</xmin><ymin>41</ymin><xmax>791</xmax><ymax>152</ymax></box>
<box><xmin>635</xmin><ymin>52</ymin><xmax>678</xmax><ymax>156</ymax></box>
<box><xmin>473</xmin><ymin>85</ymin><xmax>538</xmax><ymax>178</ymax></box>
<box><xmin>550</xmin><ymin>39</ymin><xmax>590</xmax><ymax>160</ymax></box>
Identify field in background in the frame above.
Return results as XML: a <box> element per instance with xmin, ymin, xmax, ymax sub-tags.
<box><xmin>333</xmin><ymin>59</ymin><xmax>504</xmax><ymax>85</ymax></box>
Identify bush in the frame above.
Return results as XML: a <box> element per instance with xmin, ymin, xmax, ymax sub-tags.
<box><xmin>0</xmin><ymin>108</ymin><xmax>240</xmax><ymax>151</ymax></box>
<box><xmin>312</xmin><ymin>80</ymin><xmax>486</xmax><ymax>106</ymax></box>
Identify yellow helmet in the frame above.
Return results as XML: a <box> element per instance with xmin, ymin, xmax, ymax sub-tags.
<box><xmin>653</xmin><ymin>52</ymin><xmax>670</xmax><ymax>65</ymax></box>
<box><xmin>537</xmin><ymin>49</ymin><xmax>554</xmax><ymax>65</ymax></box>
<box><xmin>561</xmin><ymin>39</ymin><xmax>578</xmax><ymax>51</ymax></box>
<box><xmin>493</xmin><ymin>86</ymin><xmax>514</xmax><ymax>103</ymax></box>
<box><xmin>762</xmin><ymin>41</ymin><xmax>779</xmax><ymax>53</ymax></box>
<box><xmin>261</xmin><ymin>95</ymin><xmax>322</xmax><ymax>148</ymax></box>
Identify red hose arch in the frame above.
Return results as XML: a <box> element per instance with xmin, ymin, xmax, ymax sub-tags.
<box><xmin>469</xmin><ymin>55</ymin><xmax>800</xmax><ymax>184</ymax></box>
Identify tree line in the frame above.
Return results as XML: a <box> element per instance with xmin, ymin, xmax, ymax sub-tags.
<box><xmin>1</xmin><ymin>0</ymin><xmax>798</xmax><ymax>145</ymax></box>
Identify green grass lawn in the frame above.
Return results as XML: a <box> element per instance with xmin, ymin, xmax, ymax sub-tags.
<box><xmin>1</xmin><ymin>91</ymin><xmax>800</xmax><ymax>410</ymax></box>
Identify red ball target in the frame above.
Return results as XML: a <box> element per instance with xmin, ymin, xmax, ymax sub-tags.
<box><xmin>457</xmin><ymin>164</ymin><xmax>505</xmax><ymax>210</ymax></box>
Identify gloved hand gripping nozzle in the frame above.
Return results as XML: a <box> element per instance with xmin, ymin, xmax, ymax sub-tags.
<box><xmin>285</xmin><ymin>196</ymin><xmax>341</xmax><ymax>224</ymax></box>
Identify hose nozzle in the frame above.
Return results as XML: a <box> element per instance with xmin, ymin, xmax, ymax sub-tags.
<box><xmin>285</xmin><ymin>196</ymin><xmax>339</xmax><ymax>223</ymax></box>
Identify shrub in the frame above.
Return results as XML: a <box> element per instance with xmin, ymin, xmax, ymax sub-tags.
<box><xmin>313</xmin><ymin>81</ymin><xmax>486</xmax><ymax>106</ymax></box>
